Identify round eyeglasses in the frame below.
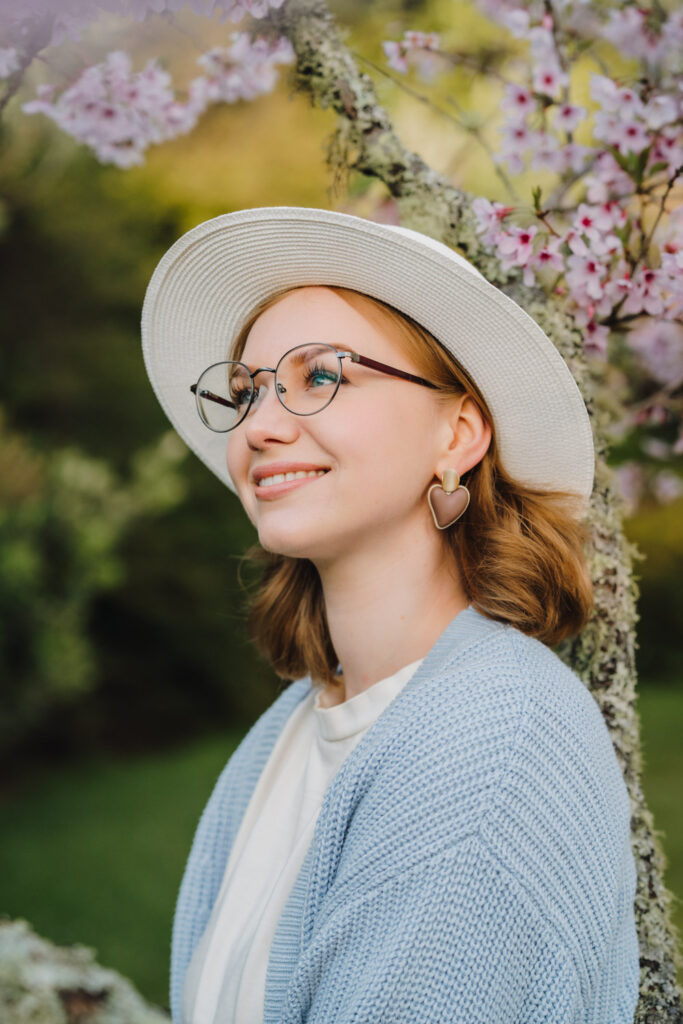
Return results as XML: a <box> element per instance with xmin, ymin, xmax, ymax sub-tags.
<box><xmin>190</xmin><ymin>342</ymin><xmax>441</xmax><ymax>433</ymax></box>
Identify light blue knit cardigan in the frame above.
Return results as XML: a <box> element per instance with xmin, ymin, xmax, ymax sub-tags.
<box><xmin>170</xmin><ymin>606</ymin><xmax>640</xmax><ymax>1023</ymax></box>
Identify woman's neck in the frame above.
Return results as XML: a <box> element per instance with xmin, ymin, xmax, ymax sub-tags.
<box><xmin>315</xmin><ymin>532</ymin><xmax>469</xmax><ymax>703</ymax></box>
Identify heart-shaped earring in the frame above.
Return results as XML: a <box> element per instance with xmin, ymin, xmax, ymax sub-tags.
<box><xmin>427</xmin><ymin>468</ymin><xmax>470</xmax><ymax>530</ymax></box>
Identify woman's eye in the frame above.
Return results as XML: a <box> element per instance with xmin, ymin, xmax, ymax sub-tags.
<box><xmin>304</xmin><ymin>363</ymin><xmax>346</xmax><ymax>387</ymax></box>
<box><xmin>231</xmin><ymin>386</ymin><xmax>252</xmax><ymax>406</ymax></box>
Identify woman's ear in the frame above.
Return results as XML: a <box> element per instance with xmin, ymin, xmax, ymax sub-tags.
<box><xmin>436</xmin><ymin>393</ymin><xmax>492</xmax><ymax>478</ymax></box>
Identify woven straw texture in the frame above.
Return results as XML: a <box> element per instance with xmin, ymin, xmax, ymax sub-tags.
<box><xmin>141</xmin><ymin>207</ymin><xmax>595</xmax><ymax>510</ymax></box>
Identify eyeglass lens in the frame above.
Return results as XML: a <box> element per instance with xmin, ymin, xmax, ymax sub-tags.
<box><xmin>195</xmin><ymin>343</ymin><xmax>344</xmax><ymax>432</ymax></box>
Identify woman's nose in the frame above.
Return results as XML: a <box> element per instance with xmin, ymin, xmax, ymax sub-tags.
<box><xmin>242</xmin><ymin>381</ymin><xmax>300</xmax><ymax>449</ymax></box>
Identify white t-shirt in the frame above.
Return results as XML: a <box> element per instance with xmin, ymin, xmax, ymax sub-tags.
<box><xmin>182</xmin><ymin>657</ymin><xmax>424</xmax><ymax>1024</ymax></box>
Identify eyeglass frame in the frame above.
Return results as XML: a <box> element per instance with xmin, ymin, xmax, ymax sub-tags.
<box><xmin>189</xmin><ymin>342</ymin><xmax>442</xmax><ymax>433</ymax></box>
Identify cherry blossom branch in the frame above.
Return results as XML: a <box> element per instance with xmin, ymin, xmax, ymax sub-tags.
<box><xmin>443</xmin><ymin>91</ymin><xmax>520</xmax><ymax>201</ymax></box>
<box><xmin>349</xmin><ymin>50</ymin><xmax>471</xmax><ymax>133</ymax></box>
<box><xmin>351</xmin><ymin>49</ymin><xmax>519</xmax><ymax>201</ymax></box>
<box><xmin>429</xmin><ymin>45</ymin><xmax>515</xmax><ymax>87</ymax></box>
<box><xmin>639</xmin><ymin>164</ymin><xmax>683</xmax><ymax>263</ymax></box>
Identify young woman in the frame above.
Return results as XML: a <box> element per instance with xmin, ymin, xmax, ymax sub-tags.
<box><xmin>141</xmin><ymin>206</ymin><xmax>640</xmax><ymax>1024</ymax></box>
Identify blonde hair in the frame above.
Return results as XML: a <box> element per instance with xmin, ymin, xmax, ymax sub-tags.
<box><xmin>232</xmin><ymin>285</ymin><xmax>594</xmax><ymax>691</ymax></box>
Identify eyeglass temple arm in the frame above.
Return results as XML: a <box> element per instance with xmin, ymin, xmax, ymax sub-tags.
<box><xmin>347</xmin><ymin>352</ymin><xmax>440</xmax><ymax>390</ymax></box>
<box><xmin>190</xmin><ymin>383</ymin><xmax>237</xmax><ymax>410</ymax></box>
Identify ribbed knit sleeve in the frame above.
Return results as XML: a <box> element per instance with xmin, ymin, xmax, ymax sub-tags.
<box><xmin>279</xmin><ymin>834</ymin><xmax>584</xmax><ymax>1023</ymax></box>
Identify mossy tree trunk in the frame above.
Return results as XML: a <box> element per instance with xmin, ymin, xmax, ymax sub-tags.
<box><xmin>266</xmin><ymin>1</ymin><xmax>683</xmax><ymax>1021</ymax></box>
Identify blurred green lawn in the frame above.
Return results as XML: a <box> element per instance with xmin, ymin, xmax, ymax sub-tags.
<box><xmin>1</xmin><ymin>685</ymin><xmax>681</xmax><ymax>1014</ymax></box>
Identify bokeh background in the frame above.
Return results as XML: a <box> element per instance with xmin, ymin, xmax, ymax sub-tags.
<box><xmin>1</xmin><ymin>0</ymin><xmax>681</xmax><ymax>1013</ymax></box>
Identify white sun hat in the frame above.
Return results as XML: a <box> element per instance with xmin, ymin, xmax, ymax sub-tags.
<box><xmin>141</xmin><ymin>205</ymin><xmax>595</xmax><ymax>514</ymax></box>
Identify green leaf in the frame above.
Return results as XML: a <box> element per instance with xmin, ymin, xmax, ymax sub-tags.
<box><xmin>610</xmin><ymin>147</ymin><xmax>634</xmax><ymax>174</ymax></box>
<box><xmin>614</xmin><ymin>222</ymin><xmax>632</xmax><ymax>246</ymax></box>
<box><xmin>635</xmin><ymin>145</ymin><xmax>653</xmax><ymax>187</ymax></box>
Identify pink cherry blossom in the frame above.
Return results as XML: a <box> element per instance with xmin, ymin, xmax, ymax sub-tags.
<box><xmin>594</xmin><ymin>201</ymin><xmax>627</xmax><ymax>232</ymax></box>
<box><xmin>471</xmin><ymin>197</ymin><xmax>514</xmax><ymax>246</ymax></box>
<box><xmin>621</xmin><ymin>268</ymin><xmax>667</xmax><ymax>317</ymax></box>
<box><xmin>601</xmin><ymin>7</ymin><xmax>666</xmax><ymax>65</ymax></box>
<box><xmin>642</xmin><ymin>438</ymin><xmax>670</xmax><ymax>460</ymax></box>
<box><xmin>642</xmin><ymin>94</ymin><xmax>679</xmax><ymax>131</ymax></box>
<box><xmin>530</xmin><ymin>236</ymin><xmax>564</xmax><ymax>276</ymax></box>
<box><xmin>500</xmin><ymin>84</ymin><xmax>535</xmax><ymax>120</ymax></box>
<box><xmin>615</xmin><ymin>462</ymin><xmax>644</xmax><ymax>515</ymax></box>
<box><xmin>497</xmin><ymin>8</ymin><xmax>531</xmax><ymax>38</ymax></box>
<box><xmin>583</xmin><ymin>151</ymin><xmax>635</xmax><ymax>203</ymax></box>
<box><xmin>382</xmin><ymin>41</ymin><xmax>409</xmax><ymax>74</ymax></box>
<box><xmin>532</xmin><ymin>60</ymin><xmax>568</xmax><ymax>100</ymax></box>
<box><xmin>596</xmin><ymin>271</ymin><xmax>632</xmax><ymax>316</ymax></box>
<box><xmin>404</xmin><ymin>31</ymin><xmax>441</xmax><ymax>49</ymax></box>
<box><xmin>381</xmin><ymin>31</ymin><xmax>442</xmax><ymax>80</ymax></box>
<box><xmin>627</xmin><ymin>320</ymin><xmax>683</xmax><ymax>386</ymax></box>
<box><xmin>565</xmin><ymin>252</ymin><xmax>608</xmax><ymax>303</ymax></box>
<box><xmin>192</xmin><ymin>33</ymin><xmax>294</xmax><ymax>104</ymax></box>
<box><xmin>649</xmin><ymin>128</ymin><xmax>683</xmax><ymax>176</ymax></box>
<box><xmin>582</xmin><ymin>320</ymin><xmax>610</xmax><ymax>357</ymax></box>
<box><xmin>494</xmin><ymin>149</ymin><xmax>525</xmax><ymax>175</ymax></box>
<box><xmin>553</xmin><ymin>103</ymin><xmax>585</xmax><ymax>134</ymax></box>
<box><xmin>634</xmin><ymin>405</ymin><xmax>669</xmax><ymax>426</ymax></box>
<box><xmin>498</xmin><ymin>120</ymin><xmax>534</xmax><ymax>150</ymax></box>
<box><xmin>0</xmin><ymin>0</ymin><xmax>287</xmax><ymax>50</ymax></box>
<box><xmin>497</xmin><ymin>225</ymin><xmax>538</xmax><ymax>278</ymax></box>
<box><xmin>564</xmin><ymin>229</ymin><xmax>587</xmax><ymax>257</ymax></box>
<box><xmin>593</xmin><ymin>111</ymin><xmax>651</xmax><ymax>155</ymax></box>
<box><xmin>22</xmin><ymin>51</ymin><xmax>188</xmax><ymax>167</ymax></box>
<box><xmin>572</xmin><ymin>203</ymin><xmax>622</xmax><ymax>241</ymax></box>
<box><xmin>527</xmin><ymin>25</ymin><xmax>556</xmax><ymax>61</ymax></box>
<box><xmin>555</xmin><ymin>141</ymin><xmax>594</xmax><ymax>174</ymax></box>
<box><xmin>214</xmin><ymin>0</ymin><xmax>287</xmax><ymax>21</ymax></box>
<box><xmin>495</xmin><ymin>115</ymin><xmax>542</xmax><ymax>173</ymax></box>
<box><xmin>21</xmin><ymin>34</ymin><xmax>294</xmax><ymax>166</ymax></box>
<box><xmin>660</xmin><ymin>249</ymin><xmax>683</xmax><ymax>313</ymax></box>
<box><xmin>529</xmin><ymin>132</ymin><xmax>563</xmax><ymax>172</ymax></box>
<box><xmin>615</xmin><ymin>87</ymin><xmax>645</xmax><ymax>120</ymax></box>
<box><xmin>653</xmin><ymin>471</ymin><xmax>683</xmax><ymax>503</ymax></box>
<box><xmin>590</xmin><ymin>74</ymin><xmax>621</xmax><ymax>113</ymax></box>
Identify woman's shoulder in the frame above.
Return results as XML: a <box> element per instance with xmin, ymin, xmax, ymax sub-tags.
<box><xmin>374</xmin><ymin>616</ymin><xmax>630</xmax><ymax>843</ymax></box>
<box><xmin>419</xmin><ymin>615</ymin><xmax>614</xmax><ymax>757</ymax></box>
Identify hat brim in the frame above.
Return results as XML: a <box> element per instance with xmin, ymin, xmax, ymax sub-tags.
<box><xmin>141</xmin><ymin>206</ymin><xmax>594</xmax><ymax>514</ymax></box>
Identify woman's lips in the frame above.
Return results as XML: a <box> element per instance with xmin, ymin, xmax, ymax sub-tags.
<box><xmin>254</xmin><ymin>471</ymin><xmax>329</xmax><ymax>500</ymax></box>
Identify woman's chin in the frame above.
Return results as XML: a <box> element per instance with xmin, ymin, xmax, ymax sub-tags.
<box><xmin>257</xmin><ymin>523</ymin><xmax>318</xmax><ymax>559</ymax></box>
<box><xmin>256</xmin><ymin>521</ymin><xmax>343</xmax><ymax>563</ymax></box>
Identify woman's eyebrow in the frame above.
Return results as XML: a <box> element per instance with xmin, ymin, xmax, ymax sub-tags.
<box><xmin>240</xmin><ymin>343</ymin><xmax>343</xmax><ymax>374</ymax></box>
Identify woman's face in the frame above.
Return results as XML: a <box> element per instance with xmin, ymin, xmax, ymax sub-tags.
<box><xmin>225</xmin><ymin>286</ymin><xmax>455</xmax><ymax>565</ymax></box>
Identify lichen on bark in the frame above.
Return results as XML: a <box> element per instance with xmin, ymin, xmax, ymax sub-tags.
<box><xmin>270</xmin><ymin>1</ymin><xmax>683</xmax><ymax>1019</ymax></box>
<box><xmin>0</xmin><ymin>918</ymin><xmax>170</xmax><ymax>1023</ymax></box>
